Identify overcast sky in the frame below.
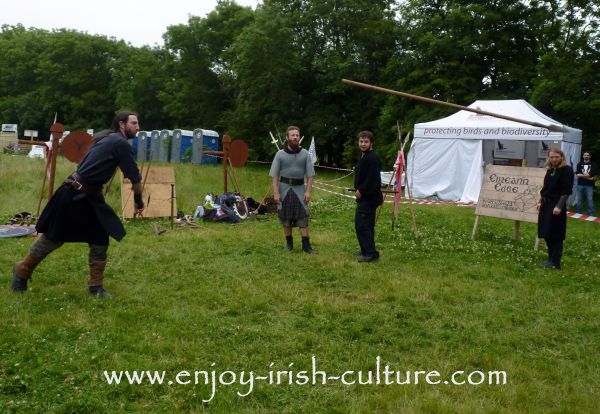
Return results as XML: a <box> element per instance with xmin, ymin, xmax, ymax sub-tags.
<box><xmin>2</xmin><ymin>0</ymin><xmax>261</xmax><ymax>48</ymax></box>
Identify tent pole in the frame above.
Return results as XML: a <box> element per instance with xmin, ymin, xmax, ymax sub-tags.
<box><xmin>342</xmin><ymin>79</ymin><xmax>566</xmax><ymax>132</ymax></box>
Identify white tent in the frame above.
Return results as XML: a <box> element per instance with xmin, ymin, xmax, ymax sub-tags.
<box><xmin>407</xmin><ymin>100</ymin><xmax>582</xmax><ymax>202</ymax></box>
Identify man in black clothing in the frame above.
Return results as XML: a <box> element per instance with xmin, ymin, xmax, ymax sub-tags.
<box><xmin>575</xmin><ymin>151</ymin><xmax>597</xmax><ymax>216</ymax></box>
<box><xmin>537</xmin><ymin>148</ymin><xmax>574</xmax><ymax>270</ymax></box>
<box><xmin>12</xmin><ymin>111</ymin><xmax>145</xmax><ymax>296</ymax></box>
<box><xmin>354</xmin><ymin>130</ymin><xmax>383</xmax><ymax>262</ymax></box>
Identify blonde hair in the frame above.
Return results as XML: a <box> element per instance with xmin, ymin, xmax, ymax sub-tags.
<box><xmin>545</xmin><ymin>147</ymin><xmax>567</xmax><ymax>168</ymax></box>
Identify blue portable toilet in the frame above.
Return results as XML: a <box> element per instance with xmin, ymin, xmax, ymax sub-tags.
<box><xmin>150</xmin><ymin>130</ymin><xmax>161</xmax><ymax>161</ymax></box>
<box><xmin>130</xmin><ymin>131</ymin><xmax>150</xmax><ymax>162</ymax></box>
<box><xmin>192</xmin><ymin>128</ymin><xmax>219</xmax><ymax>164</ymax></box>
<box><xmin>172</xmin><ymin>129</ymin><xmax>195</xmax><ymax>163</ymax></box>
<box><xmin>132</xmin><ymin>132</ymin><xmax>151</xmax><ymax>162</ymax></box>
<box><xmin>158</xmin><ymin>130</ymin><xmax>171</xmax><ymax>162</ymax></box>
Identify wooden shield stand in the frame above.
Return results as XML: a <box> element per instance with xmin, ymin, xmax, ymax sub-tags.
<box><xmin>18</xmin><ymin>124</ymin><xmax>93</xmax><ymax>216</ymax></box>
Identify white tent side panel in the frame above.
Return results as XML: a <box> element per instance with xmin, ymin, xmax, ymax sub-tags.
<box><xmin>460</xmin><ymin>139</ymin><xmax>484</xmax><ymax>202</ymax></box>
<box><xmin>407</xmin><ymin>138</ymin><xmax>483</xmax><ymax>202</ymax></box>
<box><xmin>408</xmin><ymin>100</ymin><xmax>582</xmax><ymax>202</ymax></box>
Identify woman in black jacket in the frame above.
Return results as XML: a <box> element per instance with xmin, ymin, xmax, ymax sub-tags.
<box><xmin>537</xmin><ymin>148</ymin><xmax>575</xmax><ymax>270</ymax></box>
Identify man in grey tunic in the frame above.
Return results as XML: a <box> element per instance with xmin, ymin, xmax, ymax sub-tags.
<box><xmin>269</xmin><ymin>126</ymin><xmax>316</xmax><ymax>253</ymax></box>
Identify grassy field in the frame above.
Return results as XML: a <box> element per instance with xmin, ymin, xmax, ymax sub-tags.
<box><xmin>1</xmin><ymin>152</ymin><xmax>600</xmax><ymax>413</ymax></box>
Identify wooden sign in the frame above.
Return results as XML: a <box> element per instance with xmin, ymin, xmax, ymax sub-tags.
<box><xmin>476</xmin><ymin>165</ymin><xmax>545</xmax><ymax>223</ymax></box>
<box><xmin>121</xmin><ymin>166</ymin><xmax>176</xmax><ymax>219</ymax></box>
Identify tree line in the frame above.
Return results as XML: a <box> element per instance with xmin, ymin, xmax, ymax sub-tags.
<box><xmin>1</xmin><ymin>0</ymin><xmax>598</xmax><ymax>167</ymax></box>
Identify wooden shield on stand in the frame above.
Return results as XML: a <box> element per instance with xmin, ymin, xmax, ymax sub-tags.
<box><xmin>229</xmin><ymin>139</ymin><xmax>249</xmax><ymax>167</ymax></box>
<box><xmin>61</xmin><ymin>131</ymin><xmax>93</xmax><ymax>163</ymax></box>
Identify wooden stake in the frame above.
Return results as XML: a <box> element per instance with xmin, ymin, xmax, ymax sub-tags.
<box><xmin>170</xmin><ymin>184</ymin><xmax>175</xmax><ymax>229</ymax></box>
<box><xmin>222</xmin><ymin>135</ymin><xmax>231</xmax><ymax>193</ymax></box>
<box><xmin>227</xmin><ymin>157</ymin><xmax>249</xmax><ymax>217</ymax></box>
<box><xmin>471</xmin><ymin>215</ymin><xmax>481</xmax><ymax>240</ymax></box>
<box><xmin>403</xmin><ymin>167</ymin><xmax>418</xmax><ymax>234</ymax></box>
<box><xmin>375</xmin><ymin>168</ymin><xmax>396</xmax><ymax>225</ymax></box>
<box><xmin>513</xmin><ymin>221</ymin><xmax>521</xmax><ymax>240</ymax></box>
<box><xmin>36</xmin><ymin>158</ymin><xmax>51</xmax><ymax>217</ymax></box>
<box><xmin>253</xmin><ymin>185</ymin><xmax>273</xmax><ymax>215</ymax></box>
<box><xmin>47</xmin><ymin>132</ymin><xmax>61</xmax><ymax>197</ymax></box>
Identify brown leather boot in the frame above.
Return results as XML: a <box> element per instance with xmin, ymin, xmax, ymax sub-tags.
<box><xmin>88</xmin><ymin>260</ymin><xmax>111</xmax><ymax>298</ymax></box>
<box><xmin>12</xmin><ymin>253</ymin><xmax>43</xmax><ymax>292</ymax></box>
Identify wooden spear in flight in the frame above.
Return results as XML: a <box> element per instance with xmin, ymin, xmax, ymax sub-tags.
<box><xmin>341</xmin><ymin>79</ymin><xmax>566</xmax><ymax>132</ymax></box>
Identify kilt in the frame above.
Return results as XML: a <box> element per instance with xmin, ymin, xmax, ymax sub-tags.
<box><xmin>36</xmin><ymin>185</ymin><xmax>125</xmax><ymax>244</ymax></box>
<box><xmin>279</xmin><ymin>190</ymin><xmax>308</xmax><ymax>227</ymax></box>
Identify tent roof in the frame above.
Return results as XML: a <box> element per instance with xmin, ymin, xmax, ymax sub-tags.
<box><xmin>414</xmin><ymin>100</ymin><xmax>582</xmax><ymax>144</ymax></box>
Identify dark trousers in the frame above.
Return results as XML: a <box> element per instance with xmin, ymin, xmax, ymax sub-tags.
<box><xmin>544</xmin><ymin>238</ymin><xmax>564</xmax><ymax>268</ymax></box>
<box><xmin>355</xmin><ymin>203</ymin><xmax>378</xmax><ymax>258</ymax></box>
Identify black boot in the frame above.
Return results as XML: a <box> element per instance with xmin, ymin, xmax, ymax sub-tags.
<box><xmin>88</xmin><ymin>260</ymin><xmax>112</xmax><ymax>298</ymax></box>
<box><xmin>302</xmin><ymin>237</ymin><xmax>316</xmax><ymax>254</ymax></box>
<box><xmin>12</xmin><ymin>265</ymin><xmax>29</xmax><ymax>292</ymax></box>
<box><xmin>285</xmin><ymin>236</ymin><xmax>293</xmax><ymax>251</ymax></box>
<box><xmin>89</xmin><ymin>286</ymin><xmax>112</xmax><ymax>298</ymax></box>
<box><xmin>539</xmin><ymin>261</ymin><xmax>555</xmax><ymax>269</ymax></box>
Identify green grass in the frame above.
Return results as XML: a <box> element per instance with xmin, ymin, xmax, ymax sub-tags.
<box><xmin>1</xmin><ymin>153</ymin><xmax>600</xmax><ymax>413</ymax></box>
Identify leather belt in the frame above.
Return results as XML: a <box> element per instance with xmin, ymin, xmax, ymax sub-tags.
<box><xmin>280</xmin><ymin>176</ymin><xmax>304</xmax><ymax>186</ymax></box>
<box><xmin>64</xmin><ymin>172</ymin><xmax>101</xmax><ymax>196</ymax></box>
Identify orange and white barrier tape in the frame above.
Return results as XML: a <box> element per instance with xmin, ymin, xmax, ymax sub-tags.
<box><xmin>567</xmin><ymin>212</ymin><xmax>600</xmax><ymax>223</ymax></box>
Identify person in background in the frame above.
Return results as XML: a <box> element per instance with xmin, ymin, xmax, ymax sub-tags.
<box><xmin>353</xmin><ymin>130</ymin><xmax>383</xmax><ymax>263</ymax></box>
<box><xmin>269</xmin><ymin>126</ymin><xmax>316</xmax><ymax>253</ymax></box>
<box><xmin>575</xmin><ymin>151</ymin><xmax>597</xmax><ymax>216</ymax></box>
<box><xmin>536</xmin><ymin>148</ymin><xmax>574</xmax><ymax>270</ymax></box>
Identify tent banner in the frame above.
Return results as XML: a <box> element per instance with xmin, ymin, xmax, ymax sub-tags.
<box><xmin>415</xmin><ymin>125</ymin><xmax>557</xmax><ymax>141</ymax></box>
<box><xmin>475</xmin><ymin>165</ymin><xmax>545</xmax><ymax>223</ymax></box>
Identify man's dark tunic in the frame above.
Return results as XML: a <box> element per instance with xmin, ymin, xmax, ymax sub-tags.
<box><xmin>36</xmin><ymin>132</ymin><xmax>141</xmax><ymax>244</ymax></box>
<box><xmin>354</xmin><ymin>150</ymin><xmax>383</xmax><ymax>258</ymax></box>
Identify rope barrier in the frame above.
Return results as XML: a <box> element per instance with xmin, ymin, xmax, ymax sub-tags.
<box><xmin>314</xmin><ymin>185</ymin><xmax>600</xmax><ymax>223</ymax></box>
<box><xmin>313</xmin><ymin>180</ymin><xmax>352</xmax><ymax>190</ymax></box>
<box><xmin>313</xmin><ymin>164</ymin><xmax>353</xmax><ymax>172</ymax></box>
<box><xmin>313</xmin><ymin>169</ymin><xmax>355</xmax><ymax>182</ymax></box>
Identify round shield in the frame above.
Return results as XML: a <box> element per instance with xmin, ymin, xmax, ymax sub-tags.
<box><xmin>0</xmin><ymin>225</ymin><xmax>37</xmax><ymax>238</ymax></box>
<box><xmin>61</xmin><ymin>131</ymin><xmax>93</xmax><ymax>163</ymax></box>
<box><xmin>50</xmin><ymin>122</ymin><xmax>65</xmax><ymax>134</ymax></box>
<box><xmin>229</xmin><ymin>139</ymin><xmax>248</xmax><ymax>168</ymax></box>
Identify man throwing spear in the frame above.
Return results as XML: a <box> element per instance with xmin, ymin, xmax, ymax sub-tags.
<box><xmin>269</xmin><ymin>125</ymin><xmax>316</xmax><ymax>253</ymax></box>
<box><xmin>12</xmin><ymin>111</ymin><xmax>145</xmax><ymax>297</ymax></box>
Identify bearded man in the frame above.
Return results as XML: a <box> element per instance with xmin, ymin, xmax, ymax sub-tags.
<box><xmin>269</xmin><ymin>125</ymin><xmax>316</xmax><ymax>253</ymax></box>
<box><xmin>12</xmin><ymin>111</ymin><xmax>145</xmax><ymax>296</ymax></box>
